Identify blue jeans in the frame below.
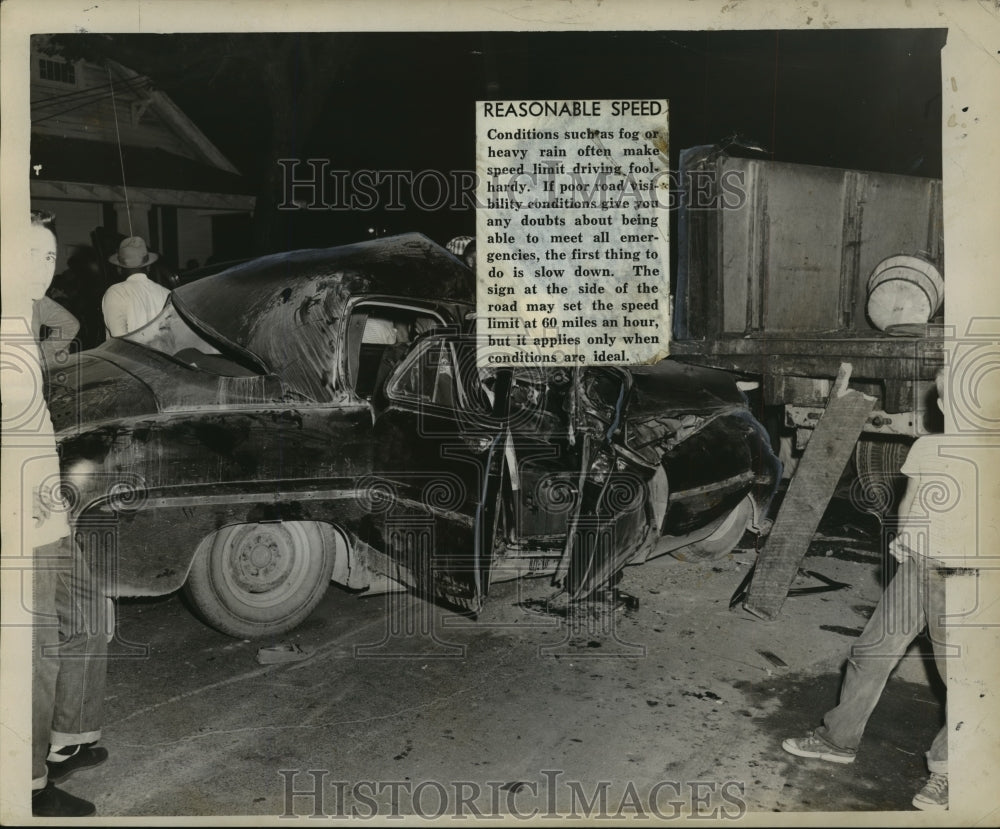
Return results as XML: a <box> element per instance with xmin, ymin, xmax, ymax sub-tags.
<box><xmin>32</xmin><ymin>536</ymin><xmax>108</xmax><ymax>788</ymax></box>
<box><xmin>816</xmin><ymin>556</ymin><xmax>948</xmax><ymax>773</ymax></box>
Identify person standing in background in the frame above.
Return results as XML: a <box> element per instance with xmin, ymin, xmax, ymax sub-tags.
<box><xmin>445</xmin><ymin>235</ymin><xmax>476</xmax><ymax>269</ymax></box>
<box><xmin>147</xmin><ymin>256</ymin><xmax>181</xmax><ymax>290</ymax></box>
<box><xmin>49</xmin><ymin>247</ymin><xmax>108</xmax><ymax>351</ymax></box>
<box><xmin>101</xmin><ymin>236</ymin><xmax>170</xmax><ymax>337</ymax></box>
<box><xmin>782</xmin><ymin>369</ymin><xmax>960</xmax><ymax>810</ymax></box>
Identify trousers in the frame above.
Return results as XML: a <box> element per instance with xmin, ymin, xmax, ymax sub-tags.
<box><xmin>816</xmin><ymin>556</ymin><xmax>948</xmax><ymax>772</ymax></box>
<box><xmin>31</xmin><ymin>535</ymin><xmax>108</xmax><ymax>788</ymax></box>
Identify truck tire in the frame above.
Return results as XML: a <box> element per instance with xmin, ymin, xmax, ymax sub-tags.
<box><xmin>853</xmin><ymin>437</ymin><xmax>911</xmax><ymax>515</ymax></box>
<box><xmin>673</xmin><ymin>496</ymin><xmax>753</xmax><ymax>561</ymax></box>
<box><xmin>183</xmin><ymin>521</ymin><xmax>335</xmax><ymax>639</ymax></box>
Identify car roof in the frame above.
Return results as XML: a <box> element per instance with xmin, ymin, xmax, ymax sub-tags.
<box><xmin>173</xmin><ymin>233</ymin><xmax>472</xmax><ymax>339</ymax></box>
<box><xmin>169</xmin><ymin>233</ymin><xmax>474</xmax><ymax>400</ymax></box>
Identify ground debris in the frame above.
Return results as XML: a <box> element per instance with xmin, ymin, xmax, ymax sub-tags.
<box><xmin>682</xmin><ymin>690</ymin><xmax>723</xmax><ymax>702</ymax></box>
<box><xmin>757</xmin><ymin>649</ymin><xmax>788</xmax><ymax>668</ymax></box>
<box><xmin>517</xmin><ymin>587</ymin><xmax>639</xmax><ymax>619</ymax></box>
<box><xmin>819</xmin><ymin>624</ymin><xmax>864</xmax><ymax>637</ymax></box>
<box><xmin>255</xmin><ymin>643</ymin><xmax>313</xmax><ymax>664</ymax></box>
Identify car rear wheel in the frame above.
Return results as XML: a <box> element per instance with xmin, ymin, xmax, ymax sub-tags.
<box><xmin>183</xmin><ymin>521</ymin><xmax>335</xmax><ymax>638</ymax></box>
<box><xmin>673</xmin><ymin>496</ymin><xmax>753</xmax><ymax>561</ymax></box>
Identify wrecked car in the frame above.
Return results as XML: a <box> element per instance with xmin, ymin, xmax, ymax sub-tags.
<box><xmin>48</xmin><ymin>232</ymin><xmax>781</xmax><ymax>638</ymax></box>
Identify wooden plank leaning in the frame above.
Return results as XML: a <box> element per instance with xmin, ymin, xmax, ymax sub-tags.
<box><xmin>743</xmin><ymin>362</ymin><xmax>877</xmax><ymax>620</ymax></box>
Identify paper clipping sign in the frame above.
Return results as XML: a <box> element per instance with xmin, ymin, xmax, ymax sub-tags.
<box><xmin>476</xmin><ymin>99</ymin><xmax>670</xmax><ymax>368</ymax></box>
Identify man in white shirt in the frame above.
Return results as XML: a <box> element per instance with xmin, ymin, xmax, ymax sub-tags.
<box><xmin>101</xmin><ymin>236</ymin><xmax>170</xmax><ymax>337</ymax></box>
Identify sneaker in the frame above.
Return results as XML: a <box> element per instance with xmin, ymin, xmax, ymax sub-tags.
<box><xmin>46</xmin><ymin>743</ymin><xmax>109</xmax><ymax>783</ymax></box>
<box><xmin>782</xmin><ymin>733</ymin><xmax>857</xmax><ymax>764</ymax></box>
<box><xmin>912</xmin><ymin>772</ymin><xmax>948</xmax><ymax>810</ymax></box>
<box><xmin>32</xmin><ymin>781</ymin><xmax>96</xmax><ymax>817</ymax></box>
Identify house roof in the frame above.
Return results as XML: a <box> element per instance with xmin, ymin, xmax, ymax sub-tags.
<box><xmin>31</xmin><ymin>47</ymin><xmax>250</xmax><ymax>201</ymax></box>
<box><xmin>31</xmin><ymin>133</ymin><xmax>254</xmax><ymax>196</ymax></box>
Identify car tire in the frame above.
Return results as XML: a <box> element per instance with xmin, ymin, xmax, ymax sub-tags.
<box><xmin>673</xmin><ymin>496</ymin><xmax>753</xmax><ymax>561</ymax></box>
<box><xmin>183</xmin><ymin>521</ymin><xmax>335</xmax><ymax>639</ymax></box>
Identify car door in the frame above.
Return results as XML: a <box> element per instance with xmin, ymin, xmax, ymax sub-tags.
<box><xmin>555</xmin><ymin>366</ymin><xmax>658</xmax><ymax>599</ymax></box>
<box><xmin>368</xmin><ymin>334</ymin><xmax>506</xmax><ymax>613</ymax></box>
<box><xmin>483</xmin><ymin>362</ymin><xmax>653</xmax><ymax>601</ymax></box>
<box><xmin>371</xmin><ymin>340</ymin><xmax>655</xmax><ymax>609</ymax></box>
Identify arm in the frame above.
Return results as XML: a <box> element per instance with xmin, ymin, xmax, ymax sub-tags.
<box><xmin>37</xmin><ymin>298</ymin><xmax>79</xmax><ymax>367</ymax></box>
<box><xmin>102</xmin><ymin>287</ymin><xmax>128</xmax><ymax>337</ymax></box>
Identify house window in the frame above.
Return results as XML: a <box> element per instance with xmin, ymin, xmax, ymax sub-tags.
<box><xmin>38</xmin><ymin>58</ymin><xmax>76</xmax><ymax>85</ymax></box>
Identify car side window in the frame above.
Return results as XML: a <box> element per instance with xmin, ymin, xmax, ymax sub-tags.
<box><xmin>345</xmin><ymin>304</ymin><xmax>441</xmax><ymax>400</ymax></box>
<box><xmin>460</xmin><ymin>364</ymin><xmax>573</xmax><ymax>437</ymax></box>
<box><xmin>388</xmin><ymin>339</ymin><xmax>459</xmax><ymax>408</ymax></box>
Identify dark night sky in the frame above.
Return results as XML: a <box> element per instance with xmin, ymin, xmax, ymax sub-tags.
<box><xmin>55</xmin><ymin>28</ymin><xmax>945</xmax><ymax>251</ymax></box>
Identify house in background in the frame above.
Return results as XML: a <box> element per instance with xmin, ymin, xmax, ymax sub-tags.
<box><xmin>30</xmin><ymin>39</ymin><xmax>255</xmax><ymax>275</ymax></box>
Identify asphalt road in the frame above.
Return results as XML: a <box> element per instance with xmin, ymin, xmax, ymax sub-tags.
<box><xmin>61</xmin><ymin>497</ymin><xmax>946</xmax><ymax>819</ymax></box>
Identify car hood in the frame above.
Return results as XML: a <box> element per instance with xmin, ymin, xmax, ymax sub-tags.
<box><xmin>625</xmin><ymin>361</ymin><xmax>746</xmax><ymax>418</ymax></box>
<box><xmin>620</xmin><ymin>361</ymin><xmax>751</xmax><ymax>461</ymax></box>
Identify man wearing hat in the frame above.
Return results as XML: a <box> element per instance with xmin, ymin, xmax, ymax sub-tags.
<box><xmin>445</xmin><ymin>235</ymin><xmax>476</xmax><ymax>270</ymax></box>
<box><xmin>102</xmin><ymin>236</ymin><xmax>170</xmax><ymax>337</ymax></box>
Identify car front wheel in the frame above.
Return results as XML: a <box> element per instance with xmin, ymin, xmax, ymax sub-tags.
<box><xmin>183</xmin><ymin>521</ymin><xmax>335</xmax><ymax>638</ymax></box>
<box><xmin>672</xmin><ymin>496</ymin><xmax>753</xmax><ymax>562</ymax></box>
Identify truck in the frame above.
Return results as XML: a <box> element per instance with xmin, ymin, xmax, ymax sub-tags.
<box><xmin>669</xmin><ymin>142</ymin><xmax>945</xmax><ymax>618</ymax></box>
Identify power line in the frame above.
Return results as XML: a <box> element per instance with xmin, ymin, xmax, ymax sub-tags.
<box><xmin>108</xmin><ymin>65</ymin><xmax>134</xmax><ymax>237</ymax></box>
